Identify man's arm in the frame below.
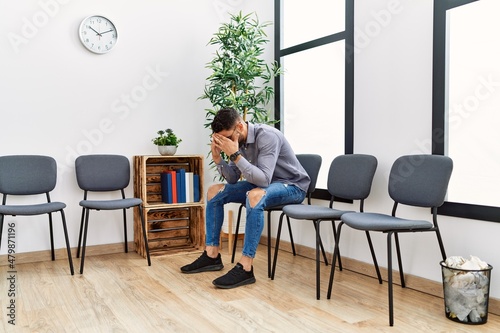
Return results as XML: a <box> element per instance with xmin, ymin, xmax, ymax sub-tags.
<box><xmin>211</xmin><ymin>134</ymin><xmax>241</xmax><ymax>183</ymax></box>
<box><xmin>236</xmin><ymin>131</ymin><xmax>280</xmax><ymax>187</ymax></box>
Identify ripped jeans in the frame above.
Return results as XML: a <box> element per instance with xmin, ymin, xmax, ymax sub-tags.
<box><xmin>205</xmin><ymin>181</ymin><xmax>306</xmax><ymax>258</ymax></box>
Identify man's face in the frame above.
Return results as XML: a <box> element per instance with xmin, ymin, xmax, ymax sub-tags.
<box><xmin>217</xmin><ymin>122</ymin><xmax>242</xmax><ymax>142</ymax></box>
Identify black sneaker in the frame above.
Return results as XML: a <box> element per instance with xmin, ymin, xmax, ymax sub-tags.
<box><xmin>180</xmin><ymin>251</ymin><xmax>224</xmax><ymax>274</ymax></box>
<box><xmin>212</xmin><ymin>263</ymin><xmax>256</xmax><ymax>289</ymax></box>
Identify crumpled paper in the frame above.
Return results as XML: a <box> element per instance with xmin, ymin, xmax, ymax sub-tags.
<box><xmin>442</xmin><ymin>255</ymin><xmax>491</xmax><ymax>323</ymax></box>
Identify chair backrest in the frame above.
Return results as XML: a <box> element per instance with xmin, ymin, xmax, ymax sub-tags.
<box><xmin>296</xmin><ymin>154</ymin><xmax>322</xmax><ymax>194</ymax></box>
<box><xmin>328</xmin><ymin>154</ymin><xmax>378</xmax><ymax>200</ymax></box>
<box><xmin>75</xmin><ymin>155</ymin><xmax>130</xmax><ymax>192</ymax></box>
<box><xmin>389</xmin><ymin>154</ymin><xmax>453</xmax><ymax>208</ymax></box>
<box><xmin>0</xmin><ymin>155</ymin><xmax>57</xmax><ymax>195</ymax></box>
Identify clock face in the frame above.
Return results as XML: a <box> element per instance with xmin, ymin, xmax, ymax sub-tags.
<box><xmin>79</xmin><ymin>15</ymin><xmax>118</xmax><ymax>54</ymax></box>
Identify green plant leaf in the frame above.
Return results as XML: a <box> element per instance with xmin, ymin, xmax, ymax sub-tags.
<box><xmin>199</xmin><ymin>11</ymin><xmax>283</xmax><ymax>179</ymax></box>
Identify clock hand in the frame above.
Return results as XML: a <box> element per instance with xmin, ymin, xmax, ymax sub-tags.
<box><xmin>89</xmin><ymin>26</ymin><xmax>102</xmax><ymax>37</ymax></box>
<box><xmin>101</xmin><ymin>29</ymin><xmax>114</xmax><ymax>35</ymax></box>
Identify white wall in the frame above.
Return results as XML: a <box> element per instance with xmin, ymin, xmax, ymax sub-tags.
<box><xmin>2</xmin><ymin>0</ymin><xmax>499</xmax><ymax>300</ymax></box>
<box><xmin>0</xmin><ymin>0</ymin><xmax>272</xmax><ymax>252</ymax></box>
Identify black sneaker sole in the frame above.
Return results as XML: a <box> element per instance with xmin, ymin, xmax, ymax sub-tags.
<box><xmin>212</xmin><ymin>276</ymin><xmax>256</xmax><ymax>289</ymax></box>
<box><xmin>181</xmin><ymin>264</ymin><xmax>224</xmax><ymax>274</ymax></box>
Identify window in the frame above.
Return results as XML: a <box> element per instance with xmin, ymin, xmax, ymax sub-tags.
<box><xmin>275</xmin><ymin>0</ymin><xmax>354</xmax><ymax>197</ymax></box>
<box><xmin>433</xmin><ymin>0</ymin><xmax>500</xmax><ymax>222</ymax></box>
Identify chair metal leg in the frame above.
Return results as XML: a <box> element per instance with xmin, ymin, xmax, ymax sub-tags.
<box><xmin>76</xmin><ymin>207</ymin><xmax>85</xmax><ymax>258</ymax></box>
<box><xmin>267</xmin><ymin>210</ymin><xmax>272</xmax><ymax>278</ymax></box>
<box><xmin>268</xmin><ymin>212</ymin><xmax>296</xmax><ymax>280</ymax></box>
<box><xmin>435</xmin><ymin>228</ymin><xmax>447</xmax><ymax>260</ymax></box>
<box><xmin>231</xmin><ymin>204</ymin><xmax>245</xmax><ymax>264</ymax></box>
<box><xmin>123</xmin><ymin>208</ymin><xmax>128</xmax><ymax>253</ymax></box>
<box><xmin>331</xmin><ymin>220</ymin><xmax>342</xmax><ymax>270</ymax></box>
<box><xmin>271</xmin><ymin>213</ymin><xmax>285</xmax><ymax>280</ymax></box>
<box><xmin>48</xmin><ymin>213</ymin><xmax>55</xmax><ymax>261</ymax></box>
<box><xmin>80</xmin><ymin>209</ymin><xmax>90</xmax><ymax>274</ymax></box>
<box><xmin>365</xmin><ymin>231</ymin><xmax>382</xmax><ymax>284</ymax></box>
<box><xmin>59</xmin><ymin>210</ymin><xmax>74</xmax><ymax>275</ymax></box>
<box><xmin>394</xmin><ymin>233</ymin><xmax>405</xmax><ymax>288</ymax></box>
<box><xmin>138</xmin><ymin>206</ymin><xmax>151</xmax><ymax>266</ymax></box>
<box><xmin>313</xmin><ymin>221</ymin><xmax>328</xmax><ymax>266</ymax></box>
<box><xmin>432</xmin><ymin>209</ymin><xmax>447</xmax><ymax>260</ymax></box>
<box><xmin>0</xmin><ymin>215</ymin><xmax>4</xmax><ymax>249</ymax></box>
<box><xmin>286</xmin><ymin>214</ymin><xmax>296</xmax><ymax>256</ymax></box>
<box><xmin>315</xmin><ymin>219</ymin><xmax>322</xmax><ymax>300</ymax></box>
<box><xmin>327</xmin><ymin>222</ymin><xmax>344</xmax><ymax>299</ymax></box>
<box><xmin>387</xmin><ymin>231</ymin><xmax>395</xmax><ymax>327</ymax></box>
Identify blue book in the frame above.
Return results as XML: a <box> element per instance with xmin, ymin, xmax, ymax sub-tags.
<box><xmin>193</xmin><ymin>174</ymin><xmax>200</xmax><ymax>202</ymax></box>
<box><xmin>160</xmin><ymin>172</ymin><xmax>172</xmax><ymax>204</ymax></box>
<box><xmin>177</xmin><ymin>168</ymin><xmax>186</xmax><ymax>203</ymax></box>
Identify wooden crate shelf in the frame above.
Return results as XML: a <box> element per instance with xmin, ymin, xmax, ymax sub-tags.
<box><xmin>133</xmin><ymin>155</ymin><xmax>205</xmax><ymax>257</ymax></box>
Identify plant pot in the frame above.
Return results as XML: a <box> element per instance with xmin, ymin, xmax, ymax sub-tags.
<box><xmin>157</xmin><ymin>145</ymin><xmax>177</xmax><ymax>156</ymax></box>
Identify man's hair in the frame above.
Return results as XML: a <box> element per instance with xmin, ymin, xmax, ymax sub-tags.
<box><xmin>211</xmin><ymin>108</ymin><xmax>241</xmax><ymax>133</ymax></box>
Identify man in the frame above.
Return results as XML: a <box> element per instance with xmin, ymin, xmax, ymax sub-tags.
<box><xmin>181</xmin><ymin>107</ymin><xmax>310</xmax><ymax>289</ymax></box>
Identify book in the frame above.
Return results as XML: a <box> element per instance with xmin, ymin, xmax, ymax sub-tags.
<box><xmin>185</xmin><ymin>172</ymin><xmax>194</xmax><ymax>203</ymax></box>
<box><xmin>160</xmin><ymin>172</ymin><xmax>172</xmax><ymax>204</ymax></box>
<box><xmin>177</xmin><ymin>168</ymin><xmax>186</xmax><ymax>203</ymax></box>
<box><xmin>193</xmin><ymin>174</ymin><xmax>200</xmax><ymax>202</ymax></box>
<box><xmin>167</xmin><ymin>170</ymin><xmax>177</xmax><ymax>203</ymax></box>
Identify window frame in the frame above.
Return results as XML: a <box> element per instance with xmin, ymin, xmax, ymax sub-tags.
<box><xmin>432</xmin><ymin>0</ymin><xmax>500</xmax><ymax>222</ymax></box>
<box><xmin>274</xmin><ymin>0</ymin><xmax>354</xmax><ymax>201</ymax></box>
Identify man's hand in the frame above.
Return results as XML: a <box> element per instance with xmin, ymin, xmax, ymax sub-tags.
<box><xmin>211</xmin><ymin>136</ymin><xmax>222</xmax><ymax>164</ymax></box>
<box><xmin>212</xmin><ymin>132</ymin><xmax>239</xmax><ymax>161</ymax></box>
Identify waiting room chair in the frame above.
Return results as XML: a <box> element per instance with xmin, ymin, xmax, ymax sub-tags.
<box><xmin>0</xmin><ymin>155</ymin><xmax>74</xmax><ymax>275</ymax></box>
<box><xmin>327</xmin><ymin>154</ymin><xmax>453</xmax><ymax>326</ymax></box>
<box><xmin>75</xmin><ymin>154</ymin><xmax>151</xmax><ymax>274</ymax></box>
<box><xmin>274</xmin><ymin>154</ymin><xmax>381</xmax><ymax>300</ymax></box>
<box><xmin>231</xmin><ymin>154</ymin><xmax>323</xmax><ymax>278</ymax></box>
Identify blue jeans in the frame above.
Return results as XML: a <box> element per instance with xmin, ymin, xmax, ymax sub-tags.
<box><xmin>205</xmin><ymin>181</ymin><xmax>306</xmax><ymax>258</ymax></box>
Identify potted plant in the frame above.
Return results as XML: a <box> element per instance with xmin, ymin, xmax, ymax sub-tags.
<box><xmin>200</xmin><ymin>11</ymin><xmax>282</xmax><ymax>125</ymax></box>
<box><xmin>199</xmin><ymin>11</ymin><xmax>282</xmax><ymax>169</ymax></box>
<box><xmin>152</xmin><ymin>129</ymin><xmax>182</xmax><ymax>156</ymax></box>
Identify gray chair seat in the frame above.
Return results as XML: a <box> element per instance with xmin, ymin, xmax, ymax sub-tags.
<box><xmin>283</xmin><ymin>204</ymin><xmax>354</xmax><ymax>221</ymax></box>
<box><xmin>75</xmin><ymin>154</ymin><xmax>151</xmax><ymax>274</ymax></box>
<box><xmin>0</xmin><ymin>202</ymin><xmax>66</xmax><ymax>216</ymax></box>
<box><xmin>0</xmin><ymin>155</ymin><xmax>74</xmax><ymax>275</ymax></box>
<box><xmin>327</xmin><ymin>154</ymin><xmax>453</xmax><ymax>327</ymax></box>
<box><xmin>341</xmin><ymin>212</ymin><xmax>433</xmax><ymax>231</ymax></box>
<box><xmin>231</xmin><ymin>154</ymin><xmax>323</xmax><ymax>279</ymax></box>
<box><xmin>274</xmin><ymin>154</ymin><xmax>380</xmax><ymax>300</ymax></box>
<box><xmin>79</xmin><ymin>198</ymin><xmax>142</xmax><ymax>210</ymax></box>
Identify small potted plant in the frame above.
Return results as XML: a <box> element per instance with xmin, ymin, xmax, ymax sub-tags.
<box><xmin>152</xmin><ymin>128</ymin><xmax>182</xmax><ymax>156</ymax></box>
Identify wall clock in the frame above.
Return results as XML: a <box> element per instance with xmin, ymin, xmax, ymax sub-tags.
<box><xmin>79</xmin><ymin>15</ymin><xmax>118</xmax><ymax>54</ymax></box>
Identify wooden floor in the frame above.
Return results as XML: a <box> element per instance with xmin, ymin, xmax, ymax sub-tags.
<box><xmin>1</xmin><ymin>244</ymin><xmax>499</xmax><ymax>332</ymax></box>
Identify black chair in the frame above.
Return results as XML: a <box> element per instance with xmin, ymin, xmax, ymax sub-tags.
<box><xmin>75</xmin><ymin>154</ymin><xmax>151</xmax><ymax>274</ymax></box>
<box><xmin>0</xmin><ymin>155</ymin><xmax>74</xmax><ymax>275</ymax></box>
<box><xmin>231</xmin><ymin>154</ymin><xmax>323</xmax><ymax>278</ymax></box>
<box><xmin>275</xmin><ymin>154</ymin><xmax>381</xmax><ymax>300</ymax></box>
<box><xmin>327</xmin><ymin>154</ymin><xmax>453</xmax><ymax>326</ymax></box>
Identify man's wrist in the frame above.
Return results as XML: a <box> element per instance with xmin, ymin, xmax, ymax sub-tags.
<box><xmin>229</xmin><ymin>151</ymin><xmax>241</xmax><ymax>162</ymax></box>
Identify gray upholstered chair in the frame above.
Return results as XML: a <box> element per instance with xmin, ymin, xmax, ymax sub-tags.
<box><xmin>75</xmin><ymin>154</ymin><xmax>151</xmax><ymax>274</ymax></box>
<box><xmin>274</xmin><ymin>154</ymin><xmax>380</xmax><ymax>300</ymax></box>
<box><xmin>327</xmin><ymin>154</ymin><xmax>453</xmax><ymax>326</ymax></box>
<box><xmin>0</xmin><ymin>155</ymin><xmax>74</xmax><ymax>275</ymax></box>
<box><xmin>231</xmin><ymin>154</ymin><xmax>323</xmax><ymax>278</ymax></box>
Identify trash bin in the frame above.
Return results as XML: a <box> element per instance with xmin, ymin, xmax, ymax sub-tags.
<box><xmin>440</xmin><ymin>260</ymin><xmax>493</xmax><ymax>324</ymax></box>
